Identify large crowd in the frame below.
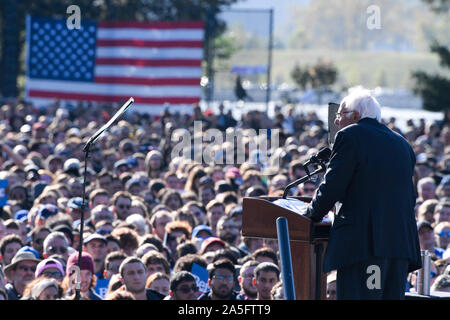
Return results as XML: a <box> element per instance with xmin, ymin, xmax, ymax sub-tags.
<box><xmin>0</xmin><ymin>97</ymin><xmax>449</xmax><ymax>300</ymax></box>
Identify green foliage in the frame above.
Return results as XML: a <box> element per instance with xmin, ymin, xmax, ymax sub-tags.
<box><xmin>290</xmin><ymin>59</ymin><xmax>338</xmax><ymax>90</ymax></box>
<box><xmin>412</xmin><ymin>0</ymin><xmax>450</xmax><ymax>112</ymax></box>
<box><xmin>412</xmin><ymin>42</ymin><xmax>450</xmax><ymax>111</ymax></box>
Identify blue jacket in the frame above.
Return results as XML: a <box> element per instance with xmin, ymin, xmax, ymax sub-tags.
<box><xmin>307</xmin><ymin>118</ymin><xmax>422</xmax><ymax>273</ymax></box>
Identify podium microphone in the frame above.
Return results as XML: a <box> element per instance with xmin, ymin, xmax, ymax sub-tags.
<box><xmin>282</xmin><ymin>147</ymin><xmax>331</xmax><ymax>199</ymax></box>
<box><xmin>303</xmin><ymin>147</ymin><xmax>331</xmax><ymax>168</ymax></box>
<box><xmin>75</xmin><ymin>97</ymin><xmax>134</xmax><ymax>300</ymax></box>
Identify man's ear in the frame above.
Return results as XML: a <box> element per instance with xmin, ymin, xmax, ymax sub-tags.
<box><xmin>238</xmin><ymin>276</ymin><xmax>243</xmax><ymax>284</ymax></box>
<box><xmin>252</xmin><ymin>278</ymin><xmax>257</xmax><ymax>286</ymax></box>
<box><xmin>169</xmin><ymin>290</ymin><xmax>174</xmax><ymax>297</ymax></box>
<box><xmin>353</xmin><ymin>111</ymin><xmax>361</xmax><ymax>121</ymax></box>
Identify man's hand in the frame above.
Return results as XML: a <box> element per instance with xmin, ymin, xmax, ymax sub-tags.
<box><xmin>304</xmin><ymin>206</ymin><xmax>322</xmax><ymax>223</ymax></box>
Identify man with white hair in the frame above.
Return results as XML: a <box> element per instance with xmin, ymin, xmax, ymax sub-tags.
<box><xmin>416</xmin><ymin>177</ymin><xmax>437</xmax><ymax>203</ymax></box>
<box><xmin>305</xmin><ymin>88</ymin><xmax>421</xmax><ymax>299</ymax></box>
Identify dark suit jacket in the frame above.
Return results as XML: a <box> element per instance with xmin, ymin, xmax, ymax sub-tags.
<box><xmin>307</xmin><ymin>118</ymin><xmax>422</xmax><ymax>273</ymax></box>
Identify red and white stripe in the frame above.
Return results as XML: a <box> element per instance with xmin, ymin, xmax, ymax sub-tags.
<box><xmin>27</xmin><ymin>20</ymin><xmax>204</xmax><ymax>113</ymax></box>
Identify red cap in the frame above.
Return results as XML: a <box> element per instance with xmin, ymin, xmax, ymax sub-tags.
<box><xmin>33</xmin><ymin>122</ymin><xmax>46</xmax><ymax>130</ymax></box>
<box><xmin>201</xmin><ymin>237</ymin><xmax>226</xmax><ymax>252</ymax></box>
<box><xmin>66</xmin><ymin>251</ymin><xmax>94</xmax><ymax>275</ymax></box>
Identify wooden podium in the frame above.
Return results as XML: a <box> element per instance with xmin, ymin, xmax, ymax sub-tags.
<box><xmin>242</xmin><ymin>196</ymin><xmax>331</xmax><ymax>300</ymax></box>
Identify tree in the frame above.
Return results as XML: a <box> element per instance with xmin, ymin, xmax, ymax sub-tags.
<box><xmin>291</xmin><ymin>59</ymin><xmax>338</xmax><ymax>91</ymax></box>
<box><xmin>290</xmin><ymin>64</ymin><xmax>310</xmax><ymax>91</ymax></box>
<box><xmin>412</xmin><ymin>41</ymin><xmax>450</xmax><ymax>112</ymax></box>
<box><xmin>412</xmin><ymin>0</ymin><xmax>450</xmax><ymax>114</ymax></box>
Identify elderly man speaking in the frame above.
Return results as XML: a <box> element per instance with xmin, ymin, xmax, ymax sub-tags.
<box><xmin>305</xmin><ymin>89</ymin><xmax>421</xmax><ymax>299</ymax></box>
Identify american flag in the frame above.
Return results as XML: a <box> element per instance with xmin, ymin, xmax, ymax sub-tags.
<box><xmin>25</xmin><ymin>15</ymin><xmax>204</xmax><ymax>114</ymax></box>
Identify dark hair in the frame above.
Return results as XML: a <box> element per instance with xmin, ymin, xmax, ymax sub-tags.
<box><xmin>252</xmin><ymin>247</ymin><xmax>279</xmax><ymax>266</ymax></box>
<box><xmin>0</xmin><ymin>234</ymin><xmax>24</xmax><ymax>256</ymax></box>
<box><xmin>161</xmin><ymin>190</ymin><xmax>183</xmax><ymax>210</ymax></box>
<box><xmin>176</xmin><ymin>241</ymin><xmax>198</xmax><ymax>259</ymax></box>
<box><xmin>141</xmin><ymin>251</ymin><xmax>171</xmax><ymax>275</ymax></box>
<box><xmin>208</xmin><ymin>258</ymin><xmax>235</xmax><ymax>280</ymax></box>
<box><xmin>30</xmin><ymin>226</ymin><xmax>51</xmax><ymax>241</ymax></box>
<box><xmin>212</xmin><ymin>248</ymin><xmax>239</xmax><ymax>265</ymax></box>
<box><xmin>105</xmin><ymin>234</ymin><xmax>121</xmax><ymax>248</ymax></box>
<box><xmin>170</xmin><ymin>271</ymin><xmax>196</xmax><ymax>292</ymax></box>
<box><xmin>105</xmin><ymin>251</ymin><xmax>127</xmax><ymax>270</ymax></box>
<box><xmin>119</xmin><ymin>256</ymin><xmax>145</xmax><ymax>277</ymax></box>
<box><xmin>111</xmin><ymin>227</ymin><xmax>139</xmax><ymax>251</ymax></box>
<box><xmin>173</xmin><ymin>254</ymin><xmax>207</xmax><ymax>273</ymax></box>
<box><xmin>139</xmin><ymin>234</ymin><xmax>164</xmax><ymax>252</ymax></box>
<box><xmin>105</xmin><ymin>290</ymin><xmax>135</xmax><ymax>300</ymax></box>
<box><xmin>254</xmin><ymin>262</ymin><xmax>280</xmax><ymax>279</ymax></box>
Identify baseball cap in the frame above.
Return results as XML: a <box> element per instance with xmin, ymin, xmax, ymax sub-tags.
<box><xmin>14</xmin><ymin>210</ymin><xmax>29</xmax><ymax>223</ymax></box>
<box><xmin>83</xmin><ymin>233</ymin><xmax>107</xmax><ymax>245</ymax></box>
<box><xmin>114</xmin><ymin>159</ymin><xmax>129</xmax><ymax>170</ymax></box>
<box><xmin>229</xmin><ymin>207</ymin><xmax>243</xmax><ymax>219</ymax></box>
<box><xmin>64</xmin><ymin>158</ymin><xmax>81</xmax><ymax>172</ymax></box>
<box><xmin>35</xmin><ymin>258</ymin><xmax>65</xmax><ymax>278</ymax></box>
<box><xmin>67</xmin><ymin>197</ymin><xmax>83</xmax><ymax>210</ymax></box>
<box><xmin>200</xmin><ymin>237</ymin><xmax>225</xmax><ymax>252</ymax></box>
<box><xmin>192</xmin><ymin>225</ymin><xmax>213</xmax><ymax>239</ymax></box>
<box><xmin>33</xmin><ymin>122</ymin><xmax>46</xmax><ymax>130</ymax></box>
<box><xmin>17</xmin><ymin>246</ymin><xmax>41</xmax><ymax>259</ymax></box>
<box><xmin>38</xmin><ymin>204</ymin><xmax>59</xmax><ymax>219</ymax></box>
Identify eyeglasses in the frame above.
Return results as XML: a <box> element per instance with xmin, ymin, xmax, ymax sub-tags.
<box><xmin>48</xmin><ymin>246</ymin><xmax>68</xmax><ymax>254</ymax></box>
<box><xmin>118</xmin><ymin>204</ymin><xmax>131</xmax><ymax>209</ymax></box>
<box><xmin>18</xmin><ymin>265</ymin><xmax>36</xmax><ymax>272</ymax></box>
<box><xmin>437</xmin><ymin>231</ymin><xmax>450</xmax><ymax>237</ymax></box>
<box><xmin>42</xmin><ymin>271</ymin><xmax>63</xmax><ymax>279</ymax></box>
<box><xmin>213</xmin><ymin>274</ymin><xmax>234</xmax><ymax>282</ymax></box>
<box><xmin>97</xmin><ymin>228</ymin><xmax>112</xmax><ymax>235</ymax></box>
<box><xmin>176</xmin><ymin>285</ymin><xmax>198</xmax><ymax>294</ymax></box>
<box><xmin>335</xmin><ymin>111</ymin><xmax>355</xmax><ymax>120</ymax></box>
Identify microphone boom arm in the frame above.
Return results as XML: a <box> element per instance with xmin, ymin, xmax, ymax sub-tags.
<box><xmin>282</xmin><ymin>160</ymin><xmax>327</xmax><ymax>199</ymax></box>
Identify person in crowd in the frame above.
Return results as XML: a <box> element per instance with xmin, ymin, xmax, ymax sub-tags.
<box><xmin>237</xmin><ymin>260</ymin><xmax>259</xmax><ymax>300</ymax></box>
<box><xmin>0</xmin><ymin>234</ymin><xmax>24</xmax><ymax>267</ymax></box>
<box><xmin>198</xmin><ymin>259</ymin><xmax>240</xmax><ymax>300</ymax></box>
<box><xmin>145</xmin><ymin>272</ymin><xmax>170</xmax><ymax>296</ymax></box>
<box><xmin>21</xmin><ymin>277</ymin><xmax>63</xmax><ymax>300</ymax></box>
<box><xmin>4</xmin><ymin>251</ymin><xmax>41</xmax><ymax>300</ymax></box>
<box><xmin>167</xmin><ymin>271</ymin><xmax>198</xmax><ymax>300</ymax></box>
<box><xmin>253</xmin><ymin>262</ymin><xmax>280</xmax><ymax>300</ymax></box>
<box><xmin>63</xmin><ymin>252</ymin><xmax>102</xmax><ymax>300</ymax></box>
<box><xmin>270</xmin><ymin>280</ymin><xmax>284</xmax><ymax>300</ymax></box>
<box><xmin>118</xmin><ymin>256</ymin><xmax>165</xmax><ymax>300</ymax></box>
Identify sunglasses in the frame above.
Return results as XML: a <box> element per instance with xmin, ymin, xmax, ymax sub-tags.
<box><xmin>97</xmin><ymin>228</ymin><xmax>112</xmax><ymax>235</ymax></box>
<box><xmin>42</xmin><ymin>271</ymin><xmax>63</xmax><ymax>279</ymax></box>
<box><xmin>48</xmin><ymin>246</ymin><xmax>68</xmax><ymax>254</ymax></box>
<box><xmin>213</xmin><ymin>274</ymin><xmax>234</xmax><ymax>282</ymax></box>
<box><xmin>118</xmin><ymin>204</ymin><xmax>131</xmax><ymax>209</ymax></box>
<box><xmin>18</xmin><ymin>265</ymin><xmax>36</xmax><ymax>272</ymax></box>
<box><xmin>177</xmin><ymin>285</ymin><xmax>198</xmax><ymax>294</ymax></box>
<box><xmin>437</xmin><ymin>231</ymin><xmax>450</xmax><ymax>238</ymax></box>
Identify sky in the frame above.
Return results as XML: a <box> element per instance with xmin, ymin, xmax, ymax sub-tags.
<box><xmin>226</xmin><ymin>0</ymin><xmax>310</xmax><ymax>39</ymax></box>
